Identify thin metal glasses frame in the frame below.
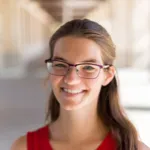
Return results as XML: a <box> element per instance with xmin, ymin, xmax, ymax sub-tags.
<box><xmin>45</xmin><ymin>58</ymin><xmax>112</xmax><ymax>79</ymax></box>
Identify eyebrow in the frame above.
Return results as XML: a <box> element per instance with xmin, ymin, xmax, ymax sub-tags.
<box><xmin>53</xmin><ymin>56</ymin><xmax>99</xmax><ymax>63</ymax></box>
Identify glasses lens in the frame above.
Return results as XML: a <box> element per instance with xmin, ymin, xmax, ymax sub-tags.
<box><xmin>77</xmin><ymin>64</ymin><xmax>100</xmax><ymax>78</ymax></box>
<box><xmin>47</xmin><ymin>61</ymin><xmax>69</xmax><ymax>75</ymax></box>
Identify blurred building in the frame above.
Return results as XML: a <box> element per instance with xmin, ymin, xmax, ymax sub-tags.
<box><xmin>0</xmin><ymin>0</ymin><xmax>150</xmax><ymax>77</ymax></box>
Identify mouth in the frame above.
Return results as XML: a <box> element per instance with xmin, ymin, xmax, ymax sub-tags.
<box><xmin>60</xmin><ymin>88</ymin><xmax>87</xmax><ymax>97</ymax></box>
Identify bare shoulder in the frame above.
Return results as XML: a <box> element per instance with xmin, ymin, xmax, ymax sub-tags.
<box><xmin>138</xmin><ymin>141</ymin><xmax>150</xmax><ymax>150</ymax></box>
<box><xmin>11</xmin><ymin>135</ymin><xmax>27</xmax><ymax>150</ymax></box>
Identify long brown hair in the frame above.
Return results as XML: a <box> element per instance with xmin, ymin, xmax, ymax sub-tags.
<box><xmin>45</xmin><ymin>19</ymin><xmax>138</xmax><ymax>150</ymax></box>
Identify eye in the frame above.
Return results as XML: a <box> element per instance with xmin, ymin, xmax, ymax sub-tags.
<box><xmin>83</xmin><ymin>65</ymin><xmax>94</xmax><ymax>70</ymax></box>
<box><xmin>81</xmin><ymin>65</ymin><xmax>97</xmax><ymax>72</ymax></box>
<box><xmin>52</xmin><ymin>61</ymin><xmax>68</xmax><ymax>68</ymax></box>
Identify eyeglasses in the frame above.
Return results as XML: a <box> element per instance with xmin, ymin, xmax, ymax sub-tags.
<box><xmin>45</xmin><ymin>59</ymin><xmax>111</xmax><ymax>79</ymax></box>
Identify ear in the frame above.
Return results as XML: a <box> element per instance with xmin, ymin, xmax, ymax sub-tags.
<box><xmin>102</xmin><ymin>66</ymin><xmax>116</xmax><ymax>86</ymax></box>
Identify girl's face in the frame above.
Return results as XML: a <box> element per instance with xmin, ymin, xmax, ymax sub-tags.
<box><xmin>49</xmin><ymin>36</ymin><xmax>109</xmax><ymax>110</ymax></box>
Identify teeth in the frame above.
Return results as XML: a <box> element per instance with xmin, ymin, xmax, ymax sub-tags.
<box><xmin>63</xmin><ymin>88</ymin><xmax>83</xmax><ymax>94</ymax></box>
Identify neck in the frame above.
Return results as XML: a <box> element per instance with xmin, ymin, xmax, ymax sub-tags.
<box><xmin>50</xmin><ymin>104</ymin><xmax>108</xmax><ymax>143</ymax></box>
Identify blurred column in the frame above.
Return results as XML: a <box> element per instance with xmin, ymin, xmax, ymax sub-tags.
<box><xmin>148</xmin><ymin>0</ymin><xmax>150</xmax><ymax>80</ymax></box>
<box><xmin>0</xmin><ymin>0</ymin><xmax>16</xmax><ymax>72</ymax></box>
<box><xmin>0</xmin><ymin>1</ymin><xmax>3</xmax><ymax>70</ymax></box>
<box><xmin>1</xmin><ymin>0</ymin><xmax>12</xmax><ymax>50</ymax></box>
<box><xmin>62</xmin><ymin>0</ymin><xmax>73</xmax><ymax>23</ymax></box>
<box><xmin>110</xmin><ymin>0</ymin><xmax>133</xmax><ymax>67</ymax></box>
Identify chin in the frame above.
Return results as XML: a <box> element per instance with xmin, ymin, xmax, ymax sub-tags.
<box><xmin>60</xmin><ymin>102</ymin><xmax>81</xmax><ymax>111</ymax></box>
<box><xmin>59</xmin><ymin>99</ymin><xmax>89</xmax><ymax>111</ymax></box>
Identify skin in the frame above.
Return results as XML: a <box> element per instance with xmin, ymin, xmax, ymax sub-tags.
<box><xmin>11</xmin><ymin>36</ymin><xmax>150</xmax><ymax>150</ymax></box>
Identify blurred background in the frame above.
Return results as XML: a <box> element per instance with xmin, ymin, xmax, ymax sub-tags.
<box><xmin>0</xmin><ymin>0</ymin><xmax>150</xmax><ymax>149</ymax></box>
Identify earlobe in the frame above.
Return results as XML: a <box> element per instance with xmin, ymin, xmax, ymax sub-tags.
<box><xmin>102</xmin><ymin>66</ymin><xmax>115</xmax><ymax>86</ymax></box>
<box><xmin>102</xmin><ymin>76</ymin><xmax>114</xmax><ymax>86</ymax></box>
<box><xmin>102</xmin><ymin>76</ymin><xmax>107</xmax><ymax>86</ymax></box>
<box><xmin>102</xmin><ymin>77</ymin><xmax>110</xmax><ymax>86</ymax></box>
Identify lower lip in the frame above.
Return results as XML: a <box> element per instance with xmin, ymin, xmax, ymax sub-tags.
<box><xmin>61</xmin><ymin>88</ymin><xmax>86</xmax><ymax>97</ymax></box>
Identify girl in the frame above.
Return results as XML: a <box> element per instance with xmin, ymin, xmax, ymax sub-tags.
<box><xmin>11</xmin><ymin>19</ymin><xmax>150</xmax><ymax>150</ymax></box>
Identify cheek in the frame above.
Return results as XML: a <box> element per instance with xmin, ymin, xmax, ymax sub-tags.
<box><xmin>49</xmin><ymin>75</ymin><xmax>63</xmax><ymax>90</ymax></box>
<box><xmin>87</xmin><ymin>76</ymin><xmax>103</xmax><ymax>87</ymax></box>
<box><xmin>86</xmin><ymin>77</ymin><xmax>103</xmax><ymax>94</ymax></box>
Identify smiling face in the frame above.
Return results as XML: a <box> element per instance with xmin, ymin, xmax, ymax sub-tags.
<box><xmin>49</xmin><ymin>36</ymin><xmax>107</xmax><ymax>110</ymax></box>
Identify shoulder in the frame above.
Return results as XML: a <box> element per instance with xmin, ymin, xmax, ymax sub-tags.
<box><xmin>11</xmin><ymin>135</ymin><xmax>27</xmax><ymax>150</ymax></box>
<box><xmin>138</xmin><ymin>141</ymin><xmax>150</xmax><ymax>150</ymax></box>
<box><xmin>11</xmin><ymin>125</ymin><xmax>49</xmax><ymax>150</ymax></box>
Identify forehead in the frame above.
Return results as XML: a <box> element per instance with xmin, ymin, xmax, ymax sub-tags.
<box><xmin>53</xmin><ymin>36</ymin><xmax>103</xmax><ymax>64</ymax></box>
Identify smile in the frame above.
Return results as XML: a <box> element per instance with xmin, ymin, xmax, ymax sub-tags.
<box><xmin>64</xmin><ymin>88</ymin><xmax>83</xmax><ymax>94</ymax></box>
<box><xmin>61</xmin><ymin>88</ymin><xmax>86</xmax><ymax>96</ymax></box>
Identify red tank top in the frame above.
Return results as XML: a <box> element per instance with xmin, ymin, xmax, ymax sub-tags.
<box><xmin>27</xmin><ymin>125</ymin><xmax>116</xmax><ymax>150</ymax></box>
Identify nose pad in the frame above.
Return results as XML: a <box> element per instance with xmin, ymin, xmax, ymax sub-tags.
<box><xmin>66</xmin><ymin>67</ymin><xmax>78</xmax><ymax>76</ymax></box>
<box><xmin>76</xmin><ymin>68</ymin><xmax>79</xmax><ymax>72</ymax></box>
<box><xmin>64</xmin><ymin>67</ymin><xmax>81</xmax><ymax>84</ymax></box>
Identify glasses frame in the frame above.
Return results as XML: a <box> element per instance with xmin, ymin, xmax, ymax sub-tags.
<box><xmin>45</xmin><ymin>58</ymin><xmax>112</xmax><ymax>79</ymax></box>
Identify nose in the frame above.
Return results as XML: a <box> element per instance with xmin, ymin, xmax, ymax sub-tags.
<box><xmin>63</xmin><ymin>67</ymin><xmax>81</xmax><ymax>85</ymax></box>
